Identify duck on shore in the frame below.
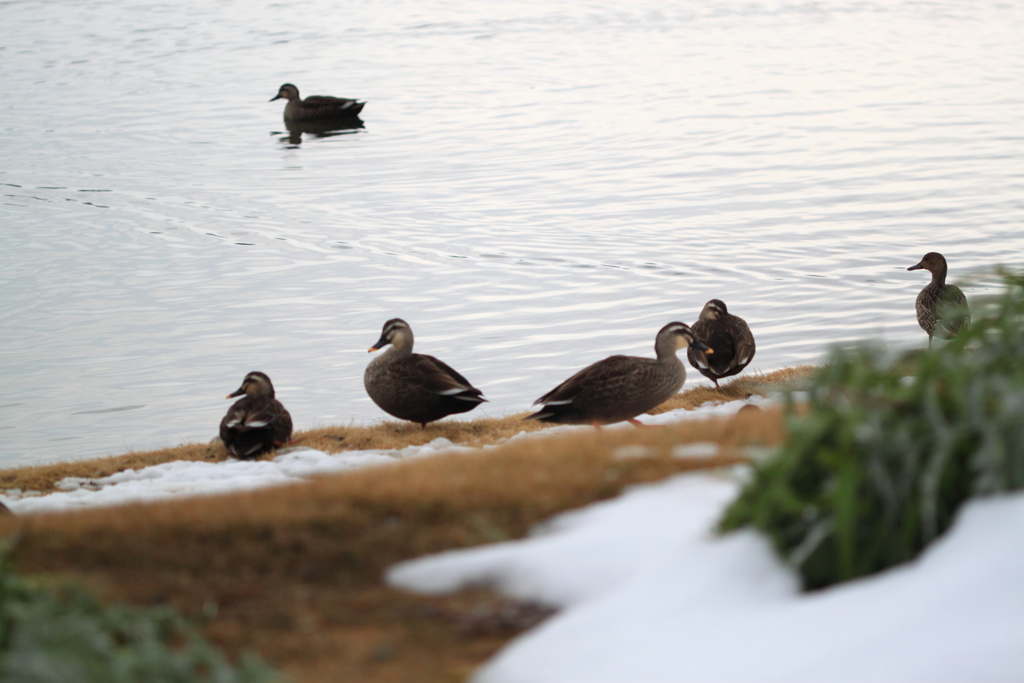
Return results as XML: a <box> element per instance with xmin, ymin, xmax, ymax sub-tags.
<box><xmin>220</xmin><ymin>372</ymin><xmax>293</xmax><ymax>459</ymax></box>
<box><xmin>907</xmin><ymin>252</ymin><xmax>970</xmax><ymax>347</ymax></box>
<box><xmin>270</xmin><ymin>83</ymin><xmax>365</xmax><ymax>121</ymax></box>
<box><xmin>365</xmin><ymin>319</ymin><xmax>486</xmax><ymax>428</ymax></box>
<box><xmin>687</xmin><ymin>299</ymin><xmax>755</xmax><ymax>388</ymax></box>
<box><xmin>526</xmin><ymin>322</ymin><xmax>711</xmax><ymax>427</ymax></box>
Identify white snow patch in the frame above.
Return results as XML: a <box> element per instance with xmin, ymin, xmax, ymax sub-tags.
<box><xmin>3</xmin><ymin>438</ymin><xmax>471</xmax><ymax>515</ymax></box>
<box><xmin>388</xmin><ymin>475</ymin><xmax>1024</xmax><ymax>683</ymax></box>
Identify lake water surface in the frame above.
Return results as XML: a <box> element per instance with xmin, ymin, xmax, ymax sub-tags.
<box><xmin>3</xmin><ymin>0</ymin><xmax>1023</xmax><ymax>466</ymax></box>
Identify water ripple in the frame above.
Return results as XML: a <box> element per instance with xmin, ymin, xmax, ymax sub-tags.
<box><xmin>1</xmin><ymin>0</ymin><xmax>1023</xmax><ymax>464</ymax></box>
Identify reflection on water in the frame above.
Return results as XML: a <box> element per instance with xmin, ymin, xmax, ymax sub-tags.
<box><xmin>1</xmin><ymin>0</ymin><xmax>1023</xmax><ymax>465</ymax></box>
<box><xmin>278</xmin><ymin>116</ymin><xmax>365</xmax><ymax>146</ymax></box>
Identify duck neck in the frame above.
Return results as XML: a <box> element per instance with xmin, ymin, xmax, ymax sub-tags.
<box><xmin>931</xmin><ymin>266</ymin><xmax>947</xmax><ymax>287</ymax></box>
<box><xmin>388</xmin><ymin>330</ymin><xmax>414</xmax><ymax>359</ymax></box>
<box><xmin>654</xmin><ymin>336</ymin><xmax>682</xmax><ymax>362</ymax></box>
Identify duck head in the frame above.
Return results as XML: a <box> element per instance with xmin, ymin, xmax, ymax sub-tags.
<box><xmin>657</xmin><ymin>322</ymin><xmax>712</xmax><ymax>355</ymax></box>
<box><xmin>908</xmin><ymin>252</ymin><xmax>950</xmax><ymax>284</ymax></box>
<box><xmin>270</xmin><ymin>83</ymin><xmax>300</xmax><ymax>102</ymax></box>
<box><xmin>698</xmin><ymin>299</ymin><xmax>728</xmax><ymax>321</ymax></box>
<box><xmin>369</xmin><ymin>318</ymin><xmax>413</xmax><ymax>353</ymax></box>
<box><xmin>227</xmin><ymin>371</ymin><xmax>276</xmax><ymax>399</ymax></box>
<box><xmin>907</xmin><ymin>252</ymin><xmax>948</xmax><ymax>275</ymax></box>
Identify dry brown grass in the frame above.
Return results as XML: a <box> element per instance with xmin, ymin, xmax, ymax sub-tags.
<box><xmin>0</xmin><ymin>366</ymin><xmax>812</xmax><ymax>496</ymax></box>
<box><xmin>0</xmin><ymin>415</ymin><xmax>551</xmax><ymax>496</ymax></box>
<box><xmin>652</xmin><ymin>364</ymin><xmax>816</xmax><ymax>413</ymax></box>
<box><xmin>2</xmin><ymin>405</ymin><xmax>785</xmax><ymax>683</ymax></box>
<box><xmin>295</xmin><ymin>412</ymin><xmax>551</xmax><ymax>456</ymax></box>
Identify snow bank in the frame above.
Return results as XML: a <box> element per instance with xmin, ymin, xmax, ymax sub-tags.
<box><xmin>1</xmin><ymin>398</ymin><xmax>770</xmax><ymax>515</ymax></box>
<box><xmin>3</xmin><ymin>438</ymin><xmax>471</xmax><ymax>515</ymax></box>
<box><xmin>388</xmin><ymin>474</ymin><xmax>1024</xmax><ymax>683</ymax></box>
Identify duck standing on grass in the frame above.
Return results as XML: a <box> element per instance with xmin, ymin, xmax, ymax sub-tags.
<box><xmin>908</xmin><ymin>252</ymin><xmax>971</xmax><ymax>347</ymax></box>
<box><xmin>365</xmin><ymin>318</ymin><xmax>486</xmax><ymax>428</ymax></box>
<box><xmin>220</xmin><ymin>372</ymin><xmax>293</xmax><ymax>459</ymax></box>
<box><xmin>526</xmin><ymin>322</ymin><xmax>711</xmax><ymax>428</ymax></box>
<box><xmin>270</xmin><ymin>83</ymin><xmax>365</xmax><ymax>121</ymax></box>
<box><xmin>687</xmin><ymin>299</ymin><xmax>755</xmax><ymax>388</ymax></box>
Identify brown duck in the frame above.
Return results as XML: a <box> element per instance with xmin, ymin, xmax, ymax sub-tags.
<box><xmin>364</xmin><ymin>319</ymin><xmax>486</xmax><ymax>428</ymax></box>
<box><xmin>526</xmin><ymin>322</ymin><xmax>711</xmax><ymax>427</ymax></box>
<box><xmin>687</xmin><ymin>299</ymin><xmax>755</xmax><ymax>388</ymax></box>
<box><xmin>908</xmin><ymin>252</ymin><xmax>970</xmax><ymax>347</ymax></box>
<box><xmin>270</xmin><ymin>83</ymin><xmax>366</xmax><ymax>121</ymax></box>
<box><xmin>220</xmin><ymin>371</ymin><xmax>293</xmax><ymax>459</ymax></box>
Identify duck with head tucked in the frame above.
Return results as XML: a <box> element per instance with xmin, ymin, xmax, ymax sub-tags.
<box><xmin>526</xmin><ymin>322</ymin><xmax>711</xmax><ymax>427</ymax></box>
<box><xmin>270</xmin><ymin>83</ymin><xmax>366</xmax><ymax>121</ymax></box>
<box><xmin>365</xmin><ymin>319</ymin><xmax>486</xmax><ymax>428</ymax></box>
<box><xmin>220</xmin><ymin>371</ymin><xmax>293</xmax><ymax>459</ymax></box>
<box><xmin>687</xmin><ymin>299</ymin><xmax>755</xmax><ymax>388</ymax></box>
<box><xmin>908</xmin><ymin>252</ymin><xmax>970</xmax><ymax>347</ymax></box>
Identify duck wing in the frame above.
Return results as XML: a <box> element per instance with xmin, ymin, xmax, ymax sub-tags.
<box><xmin>220</xmin><ymin>396</ymin><xmax>292</xmax><ymax>457</ymax></box>
<box><xmin>534</xmin><ymin>355</ymin><xmax>643</xmax><ymax>406</ymax></box>
<box><xmin>688</xmin><ymin>316</ymin><xmax>755</xmax><ymax>379</ymax></box>
<box><xmin>936</xmin><ymin>285</ymin><xmax>971</xmax><ymax>338</ymax></box>
<box><xmin>410</xmin><ymin>353</ymin><xmax>486</xmax><ymax>403</ymax></box>
<box><xmin>268</xmin><ymin>399</ymin><xmax>293</xmax><ymax>445</ymax></box>
<box><xmin>727</xmin><ymin>314</ymin><xmax>756</xmax><ymax>369</ymax></box>
<box><xmin>301</xmin><ymin>95</ymin><xmax>365</xmax><ymax>115</ymax></box>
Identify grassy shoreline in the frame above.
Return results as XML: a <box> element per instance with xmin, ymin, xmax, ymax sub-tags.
<box><xmin>0</xmin><ymin>367</ymin><xmax>813</xmax><ymax>496</ymax></box>
<box><xmin>0</xmin><ymin>367</ymin><xmax>812</xmax><ymax>682</ymax></box>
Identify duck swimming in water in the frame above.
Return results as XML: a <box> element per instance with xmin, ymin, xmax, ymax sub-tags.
<box><xmin>907</xmin><ymin>252</ymin><xmax>970</xmax><ymax>347</ymax></box>
<box><xmin>526</xmin><ymin>322</ymin><xmax>711</xmax><ymax>427</ymax></box>
<box><xmin>220</xmin><ymin>371</ymin><xmax>293</xmax><ymax>459</ymax></box>
<box><xmin>364</xmin><ymin>319</ymin><xmax>486</xmax><ymax>428</ymax></box>
<box><xmin>270</xmin><ymin>83</ymin><xmax>365</xmax><ymax>121</ymax></box>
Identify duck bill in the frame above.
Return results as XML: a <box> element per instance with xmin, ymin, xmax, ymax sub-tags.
<box><xmin>693</xmin><ymin>340</ymin><xmax>712</xmax><ymax>353</ymax></box>
<box><xmin>368</xmin><ymin>334</ymin><xmax>390</xmax><ymax>353</ymax></box>
<box><xmin>269</xmin><ymin>94</ymin><xmax>282</xmax><ymax>102</ymax></box>
<box><xmin>907</xmin><ymin>262</ymin><xmax>924</xmax><ymax>271</ymax></box>
<box><xmin>226</xmin><ymin>387</ymin><xmax>245</xmax><ymax>399</ymax></box>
